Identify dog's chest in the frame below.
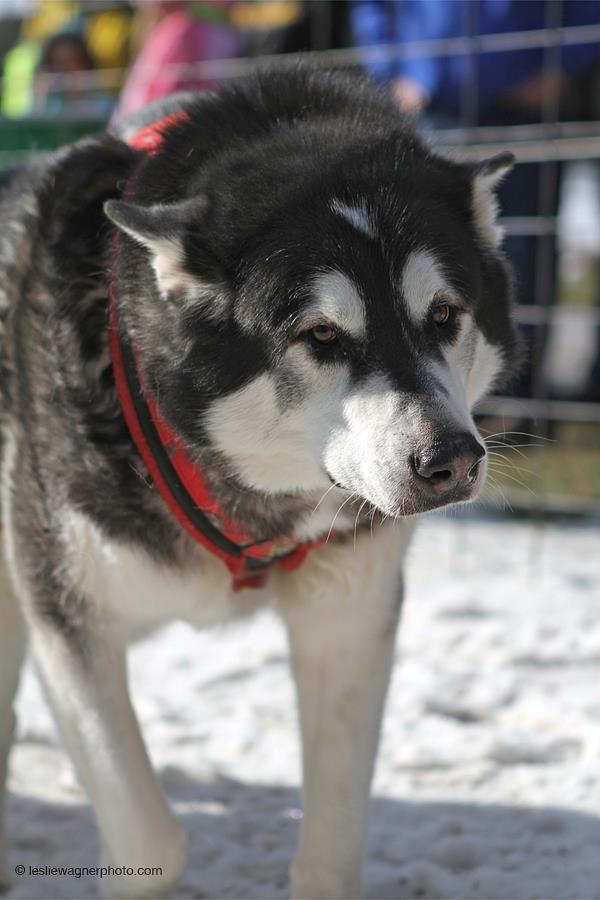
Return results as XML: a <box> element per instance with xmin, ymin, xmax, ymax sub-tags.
<box><xmin>60</xmin><ymin>486</ymin><xmax>361</xmax><ymax>639</ymax></box>
<box><xmin>62</xmin><ymin>509</ymin><xmax>270</xmax><ymax>638</ymax></box>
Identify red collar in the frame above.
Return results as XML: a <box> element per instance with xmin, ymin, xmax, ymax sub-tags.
<box><xmin>110</xmin><ymin>111</ymin><xmax>329</xmax><ymax>590</ymax></box>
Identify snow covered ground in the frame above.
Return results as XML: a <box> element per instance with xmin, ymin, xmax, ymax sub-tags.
<box><xmin>4</xmin><ymin>512</ymin><xmax>600</xmax><ymax>900</ymax></box>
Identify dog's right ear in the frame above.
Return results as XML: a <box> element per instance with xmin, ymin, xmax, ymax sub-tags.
<box><xmin>105</xmin><ymin>196</ymin><xmax>223</xmax><ymax>294</ymax></box>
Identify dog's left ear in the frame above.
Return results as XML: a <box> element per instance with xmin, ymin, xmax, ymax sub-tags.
<box><xmin>105</xmin><ymin>196</ymin><xmax>223</xmax><ymax>294</ymax></box>
<box><xmin>470</xmin><ymin>151</ymin><xmax>515</xmax><ymax>248</ymax></box>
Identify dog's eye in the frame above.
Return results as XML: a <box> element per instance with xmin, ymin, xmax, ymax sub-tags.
<box><xmin>309</xmin><ymin>324</ymin><xmax>338</xmax><ymax>345</ymax></box>
<box><xmin>432</xmin><ymin>303</ymin><xmax>453</xmax><ymax>326</ymax></box>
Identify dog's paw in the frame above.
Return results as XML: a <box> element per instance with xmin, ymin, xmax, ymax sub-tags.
<box><xmin>100</xmin><ymin>821</ymin><xmax>187</xmax><ymax>900</ymax></box>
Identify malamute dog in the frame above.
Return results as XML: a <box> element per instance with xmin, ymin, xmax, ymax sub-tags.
<box><xmin>0</xmin><ymin>70</ymin><xmax>518</xmax><ymax>899</ymax></box>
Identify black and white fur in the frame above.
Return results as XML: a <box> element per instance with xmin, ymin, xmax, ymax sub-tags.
<box><xmin>0</xmin><ymin>69</ymin><xmax>518</xmax><ymax>899</ymax></box>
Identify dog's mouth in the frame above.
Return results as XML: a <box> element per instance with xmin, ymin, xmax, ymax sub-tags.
<box><xmin>326</xmin><ymin>472</ymin><xmax>346</xmax><ymax>490</ymax></box>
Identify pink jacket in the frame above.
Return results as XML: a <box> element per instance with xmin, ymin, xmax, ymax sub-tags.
<box><xmin>115</xmin><ymin>4</ymin><xmax>241</xmax><ymax>120</ymax></box>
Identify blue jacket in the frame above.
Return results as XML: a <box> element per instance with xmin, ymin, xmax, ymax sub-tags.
<box><xmin>351</xmin><ymin>0</ymin><xmax>600</xmax><ymax>114</ymax></box>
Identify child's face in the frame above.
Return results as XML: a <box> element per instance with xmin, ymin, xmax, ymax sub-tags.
<box><xmin>47</xmin><ymin>40</ymin><xmax>89</xmax><ymax>74</ymax></box>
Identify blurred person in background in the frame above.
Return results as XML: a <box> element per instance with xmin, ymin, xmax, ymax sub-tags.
<box><xmin>85</xmin><ymin>4</ymin><xmax>132</xmax><ymax>74</ymax></box>
<box><xmin>350</xmin><ymin>0</ymin><xmax>600</xmax><ymax>122</ymax></box>
<box><xmin>233</xmin><ymin>0</ymin><xmax>349</xmax><ymax>56</ymax></box>
<box><xmin>113</xmin><ymin>1</ymin><xmax>241</xmax><ymax>122</ymax></box>
<box><xmin>1</xmin><ymin>1</ymin><xmax>131</xmax><ymax>119</ymax></box>
<box><xmin>350</xmin><ymin>0</ymin><xmax>600</xmax><ymax>398</ymax></box>
<box><xmin>1</xmin><ymin>0</ymin><xmax>79</xmax><ymax>117</ymax></box>
<box><xmin>35</xmin><ymin>30</ymin><xmax>114</xmax><ymax>118</ymax></box>
<box><xmin>1</xmin><ymin>32</ymin><xmax>39</xmax><ymax>117</ymax></box>
<box><xmin>0</xmin><ymin>2</ymin><xmax>21</xmax><ymax>63</ymax></box>
<box><xmin>233</xmin><ymin>0</ymin><xmax>312</xmax><ymax>55</ymax></box>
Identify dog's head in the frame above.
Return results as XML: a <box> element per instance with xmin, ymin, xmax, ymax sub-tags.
<box><xmin>106</xmin><ymin>72</ymin><xmax>519</xmax><ymax>518</ymax></box>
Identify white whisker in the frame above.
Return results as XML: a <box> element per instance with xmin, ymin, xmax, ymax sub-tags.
<box><xmin>326</xmin><ymin>492</ymin><xmax>360</xmax><ymax>543</ymax></box>
<box><xmin>353</xmin><ymin>499</ymin><xmax>368</xmax><ymax>550</ymax></box>
<box><xmin>311</xmin><ymin>481</ymin><xmax>338</xmax><ymax>515</ymax></box>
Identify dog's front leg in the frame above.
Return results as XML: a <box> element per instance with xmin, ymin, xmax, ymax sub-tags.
<box><xmin>278</xmin><ymin>523</ymin><xmax>412</xmax><ymax>900</ymax></box>
<box><xmin>0</xmin><ymin>560</ymin><xmax>26</xmax><ymax>888</ymax></box>
<box><xmin>27</xmin><ymin>607</ymin><xmax>186</xmax><ymax>899</ymax></box>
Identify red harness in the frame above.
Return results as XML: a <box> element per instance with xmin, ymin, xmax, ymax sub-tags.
<box><xmin>110</xmin><ymin>111</ymin><xmax>329</xmax><ymax>590</ymax></box>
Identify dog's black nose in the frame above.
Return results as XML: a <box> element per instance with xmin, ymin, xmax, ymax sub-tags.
<box><xmin>411</xmin><ymin>435</ymin><xmax>485</xmax><ymax>495</ymax></box>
